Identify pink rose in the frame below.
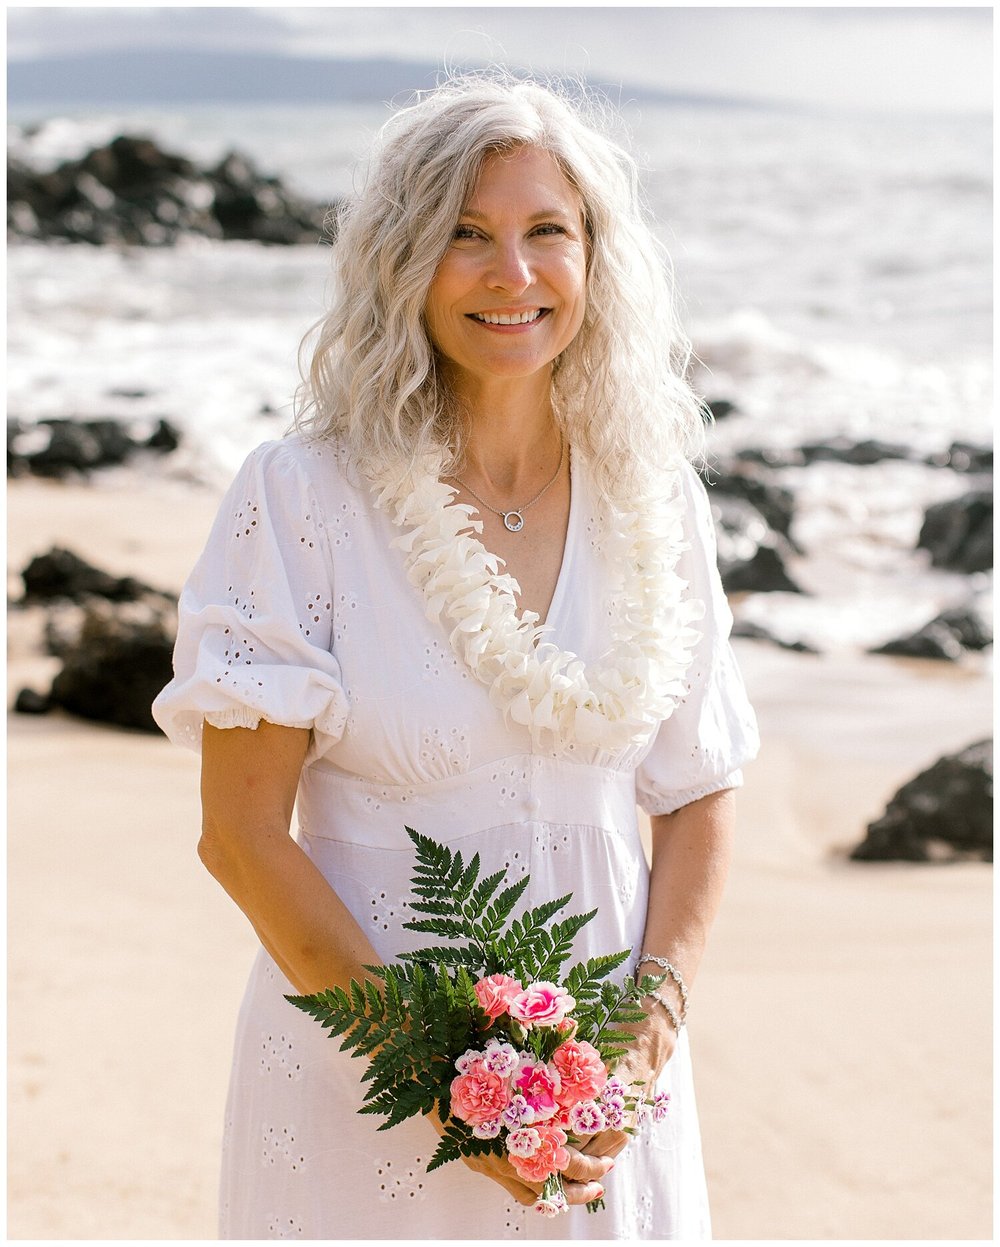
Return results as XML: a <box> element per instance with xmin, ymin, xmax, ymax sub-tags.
<box><xmin>551</xmin><ymin>1039</ymin><xmax>608</xmax><ymax>1108</ymax></box>
<box><xmin>508</xmin><ymin>981</ymin><xmax>576</xmax><ymax>1028</ymax></box>
<box><xmin>508</xmin><ymin>1121</ymin><xmax>571</xmax><ymax>1183</ymax></box>
<box><xmin>449</xmin><ymin>1060</ymin><xmax>511</xmax><ymax>1126</ymax></box>
<box><xmin>474</xmin><ymin>973</ymin><xmax>524</xmax><ymax>1021</ymax></box>
<box><xmin>513</xmin><ymin>1059</ymin><xmax>561</xmax><ymax>1122</ymax></box>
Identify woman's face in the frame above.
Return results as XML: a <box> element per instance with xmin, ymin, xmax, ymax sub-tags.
<box><xmin>424</xmin><ymin>145</ymin><xmax>588</xmax><ymax>394</ymax></box>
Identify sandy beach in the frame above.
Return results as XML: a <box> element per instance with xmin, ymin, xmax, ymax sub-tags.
<box><xmin>6</xmin><ymin>473</ymin><xmax>992</xmax><ymax>1241</ymax></box>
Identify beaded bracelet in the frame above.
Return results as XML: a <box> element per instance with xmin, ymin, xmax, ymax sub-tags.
<box><xmin>645</xmin><ymin>989</ymin><xmax>683</xmax><ymax>1034</ymax></box>
<box><xmin>636</xmin><ymin>953</ymin><xmax>690</xmax><ymax>1024</ymax></box>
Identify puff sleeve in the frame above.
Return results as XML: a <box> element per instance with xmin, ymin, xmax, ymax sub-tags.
<box><xmin>635</xmin><ymin>462</ymin><xmax>759</xmax><ymax>815</ymax></box>
<box><xmin>152</xmin><ymin>439</ymin><xmax>349</xmax><ymax>761</ymax></box>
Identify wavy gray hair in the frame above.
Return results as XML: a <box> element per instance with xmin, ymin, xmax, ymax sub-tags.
<box><xmin>294</xmin><ymin>70</ymin><xmax>706</xmax><ymax>500</ymax></box>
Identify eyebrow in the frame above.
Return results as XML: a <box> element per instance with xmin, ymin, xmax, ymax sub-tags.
<box><xmin>459</xmin><ymin>207</ymin><xmax>576</xmax><ymax>223</ymax></box>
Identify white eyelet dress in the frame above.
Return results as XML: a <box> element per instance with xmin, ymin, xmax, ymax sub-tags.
<box><xmin>153</xmin><ymin>435</ymin><xmax>759</xmax><ymax>1241</ymax></box>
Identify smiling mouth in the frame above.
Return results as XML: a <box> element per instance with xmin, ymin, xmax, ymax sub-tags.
<box><xmin>468</xmin><ymin>309</ymin><xmax>549</xmax><ymax>325</ymax></box>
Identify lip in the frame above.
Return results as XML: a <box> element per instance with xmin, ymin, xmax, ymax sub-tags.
<box><xmin>466</xmin><ymin>308</ymin><xmax>551</xmax><ymax>331</ymax></box>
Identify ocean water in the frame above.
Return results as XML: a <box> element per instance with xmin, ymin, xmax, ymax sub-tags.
<box><xmin>7</xmin><ymin>102</ymin><xmax>993</xmax><ymax>650</ymax></box>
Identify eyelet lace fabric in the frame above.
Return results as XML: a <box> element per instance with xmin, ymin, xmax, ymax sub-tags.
<box><xmin>371</xmin><ymin>450</ymin><xmax>706</xmax><ymax>753</ymax></box>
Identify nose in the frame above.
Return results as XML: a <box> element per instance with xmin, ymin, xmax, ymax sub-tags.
<box><xmin>486</xmin><ymin>237</ymin><xmax>532</xmax><ymax>294</ymax></box>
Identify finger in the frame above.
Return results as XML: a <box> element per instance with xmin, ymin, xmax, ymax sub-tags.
<box><xmin>578</xmin><ymin>1128</ymin><xmax>629</xmax><ymax>1159</ymax></box>
<box><xmin>561</xmin><ymin>1177</ymin><xmax>608</xmax><ymax>1206</ymax></box>
<box><xmin>561</xmin><ymin>1145</ymin><xmax>616</xmax><ymax>1185</ymax></box>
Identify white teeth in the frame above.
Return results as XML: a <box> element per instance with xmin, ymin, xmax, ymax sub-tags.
<box><xmin>472</xmin><ymin>309</ymin><xmax>544</xmax><ymax>325</ymax></box>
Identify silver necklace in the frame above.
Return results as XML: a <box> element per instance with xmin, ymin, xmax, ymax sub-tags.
<box><xmin>448</xmin><ymin>436</ymin><xmax>565</xmax><ymax>533</ymax></box>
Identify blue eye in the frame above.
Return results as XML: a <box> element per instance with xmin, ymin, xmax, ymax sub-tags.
<box><xmin>533</xmin><ymin>223</ymin><xmax>567</xmax><ymax>236</ymax></box>
<box><xmin>453</xmin><ymin>225</ymin><xmax>479</xmax><ymax>240</ymax></box>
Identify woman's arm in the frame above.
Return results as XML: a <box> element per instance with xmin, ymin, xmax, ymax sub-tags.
<box><xmin>198</xmin><ymin>720</ymin><xmax>383</xmax><ymax>996</ymax></box>
<box><xmin>581</xmin><ymin>787</ymin><xmax>736</xmax><ymax>1155</ymax></box>
<box><xmin>200</xmin><ymin>719</ymin><xmax>612</xmax><ymax>1207</ymax></box>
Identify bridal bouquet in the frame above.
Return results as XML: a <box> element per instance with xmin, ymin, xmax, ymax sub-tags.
<box><xmin>287</xmin><ymin>829</ymin><xmax>669</xmax><ymax>1217</ymax></box>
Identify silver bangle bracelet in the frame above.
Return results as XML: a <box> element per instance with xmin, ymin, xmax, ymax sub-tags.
<box><xmin>646</xmin><ymin>990</ymin><xmax>683</xmax><ymax>1033</ymax></box>
<box><xmin>637</xmin><ymin>953</ymin><xmax>689</xmax><ymax>1022</ymax></box>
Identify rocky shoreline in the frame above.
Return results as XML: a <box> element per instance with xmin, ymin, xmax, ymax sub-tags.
<box><xmin>8</xmin><ymin>133</ymin><xmax>334</xmax><ymax>246</ymax></box>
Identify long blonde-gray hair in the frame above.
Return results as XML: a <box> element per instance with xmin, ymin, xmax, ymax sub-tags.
<box><xmin>295</xmin><ymin>70</ymin><xmax>706</xmax><ymax>501</ymax></box>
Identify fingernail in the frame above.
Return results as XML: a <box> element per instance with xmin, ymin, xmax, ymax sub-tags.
<box><xmin>595</xmin><ymin>1186</ymin><xmax>605</xmax><ymax>1199</ymax></box>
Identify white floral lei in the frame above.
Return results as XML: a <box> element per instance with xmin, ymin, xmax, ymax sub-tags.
<box><xmin>372</xmin><ymin>449</ymin><xmax>705</xmax><ymax>751</ymax></box>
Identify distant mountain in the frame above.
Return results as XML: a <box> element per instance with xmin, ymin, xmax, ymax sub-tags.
<box><xmin>7</xmin><ymin>48</ymin><xmax>757</xmax><ymax>111</ymax></box>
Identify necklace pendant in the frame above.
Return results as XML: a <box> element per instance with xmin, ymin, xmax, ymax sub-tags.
<box><xmin>502</xmin><ymin>510</ymin><xmax>525</xmax><ymax>533</ymax></box>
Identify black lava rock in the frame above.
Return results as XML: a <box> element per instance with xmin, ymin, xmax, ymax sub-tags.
<box><xmin>729</xmin><ymin>619</ymin><xmax>819</xmax><ymax>653</ymax></box>
<box><xmin>703</xmin><ymin>398</ymin><xmax>739</xmax><ymax>421</ymax></box>
<box><xmin>20</xmin><ymin>547</ymin><xmax>173</xmax><ymax>606</ymax></box>
<box><xmin>9</xmin><ymin>133</ymin><xmax>334</xmax><ymax>247</ymax></box>
<box><xmin>46</xmin><ymin>599</ymin><xmax>176</xmax><ymax>732</ymax></box>
<box><xmin>798</xmin><ymin>437</ymin><xmax>916</xmax><ymax>467</ymax></box>
<box><xmin>934</xmin><ymin>605</ymin><xmax>992</xmax><ymax>651</ymax></box>
<box><xmin>14</xmin><ymin>687</ymin><xmax>52</xmax><ymax>715</ymax></box>
<box><xmin>871</xmin><ymin>622</ymin><xmax>966</xmax><ymax>662</ymax></box>
<box><xmin>917</xmin><ymin>491</ymin><xmax>993</xmax><ymax>574</ymax></box>
<box><xmin>704</xmin><ymin>463</ymin><xmax>798</xmax><ymax>547</ymax></box>
<box><xmin>870</xmin><ymin>601</ymin><xmax>991</xmax><ymax>663</ymax></box>
<box><xmin>711</xmin><ymin>496</ymin><xmax>803</xmax><ymax>594</ymax></box>
<box><xmin>8</xmin><ymin>416</ymin><xmax>181</xmax><ymax>478</ymax></box>
<box><xmin>733</xmin><ymin>447</ymin><xmax>807</xmax><ymax>470</ymax></box>
<box><xmin>850</xmin><ymin>740</ymin><xmax>993</xmax><ymax>862</ymax></box>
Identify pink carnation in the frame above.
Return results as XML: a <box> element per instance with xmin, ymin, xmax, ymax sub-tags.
<box><xmin>513</xmin><ymin>1059</ymin><xmax>561</xmax><ymax>1122</ymax></box>
<box><xmin>474</xmin><ymin>973</ymin><xmax>523</xmax><ymax>1021</ymax></box>
<box><xmin>449</xmin><ymin>1060</ymin><xmax>511</xmax><ymax>1126</ymax></box>
<box><xmin>508</xmin><ymin>1121</ymin><xmax>570</xmax><ymax>1184</ymax></box>
<box><xmin>508</xmin><ymin>981</ymin><xmax>576</xmax><ymax>1028</ymax></box>
<box><xmin>551</xmin><ymin>1038</ymin><xmax>608</xmax><ymax>1108</ymax></box>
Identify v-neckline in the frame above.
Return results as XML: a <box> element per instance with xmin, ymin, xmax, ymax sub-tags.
<box><xmin>373</xmin><ymin>443</ymin><xmax>703</xmax><ymax>751</ymax></box>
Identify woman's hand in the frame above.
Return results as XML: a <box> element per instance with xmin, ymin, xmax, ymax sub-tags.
<box><xmin>425</xmin><ymin>1107</ymin><xmax>613</xmax><ymax>1207</ymax></box>
<box><xmin>461</xmin><ymin>1143</ymin><xmax>613</xmax><ymax>1207</ymax></box>
<box><xmin>578</xmin><ymin>1009</ymin><xmax>677</xmax><ymax>1161</ymax></box>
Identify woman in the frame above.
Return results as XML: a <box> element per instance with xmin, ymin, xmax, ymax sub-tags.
<box><xmin>154</xmin><ymin>73</ymin><xmax>758</xmax><ymax>1240</ymax></box>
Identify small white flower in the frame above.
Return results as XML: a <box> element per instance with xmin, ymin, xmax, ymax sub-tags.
<box><xmin>568</xmin><ymin>1100</ymin><xmax>607</xmax><ymax>1135</ymax></box>
<box><xmin>454</xmin><ymin>1048</ymin><xmax>484</xmax><ymax>1075</ymax></box>
<box><xmin>506</xmin><ymin>1127</ymin><xmax>542</xmax><ymax>1158</ymax></box>
<box><xmin>534</xmin><ymin>1192</ymin><xmax>569</xmax><ymax>1217</ymax></box>
<box><xmin>483</xmin><ymin>1040</ymin><xmax>519</xmax><ymax>1077</ymax></box>
<box><xmin>472</xmin><ymin>1118</ymin><xmax>503</xmax><ymax>1140</ymax></box>
<box><xmin>600</xmin><ymin>1076</ymin><xmax>627</xmax><ymax>1107</ymax></box>
<box><xmin>501</xmin><ymin>1094</ymin><xmax>532</xmax><ymax>1128</ymax></box>
<box><xmin>603</xmin><ymin>1102</ymin><xmax>625</xmax><ymax>1130</ymax></box>
<box><xmin>653</xmin><ymin>1092</ymin><xmax>672</xmax><ymax>1122</ymax></box>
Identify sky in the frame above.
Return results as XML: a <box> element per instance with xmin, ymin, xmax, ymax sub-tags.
<box><xmin>5</xmin><ymin>4</ymin><xmax>994</xmax><ymax>115</ymax></box>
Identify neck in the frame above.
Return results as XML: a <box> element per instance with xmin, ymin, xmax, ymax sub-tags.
<box><xmin>449</xmin><ymin>371</ymin><xmax>561</xmax><ymax>495</ymax></box>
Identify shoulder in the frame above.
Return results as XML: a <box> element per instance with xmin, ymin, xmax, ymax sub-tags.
<box><xmin>235</xmin><ymin>434</ymin><xmax>368</xmax><ymax>509</ymax></box>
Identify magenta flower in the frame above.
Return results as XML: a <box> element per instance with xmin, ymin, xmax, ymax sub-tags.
<box><xmin>513</xmin><ymin>1058</ymin><xmax>561</xmax><ymax>1122</ymax></box>
<box><xmin>508</xmin><ymin>981</ymin><xmax>576</xmax><ymax>1028</ymax></box>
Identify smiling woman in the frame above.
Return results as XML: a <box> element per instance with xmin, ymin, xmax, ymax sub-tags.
<box><xmin>153</xmin><ymin>69</ymin><xmax>758</xmax><ymax>1240</ymax></box>
<box><xmin>423</xmin><ymin>146</ymin><xmax>588</xmax><ymax>397</ymax></box>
